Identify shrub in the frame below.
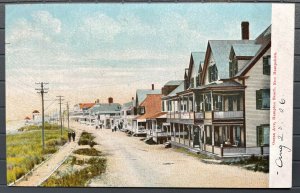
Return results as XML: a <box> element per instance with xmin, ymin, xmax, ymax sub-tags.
<box><xmin>89</xmin><ymin>141</ymin><xmax>97</xmax><ymax>148</ymax></box>
<box><xmin>78</xmin><ymin>132</ymin><xmax>96</xmax><ymax>146</ymax></box>
<box><xmin>43</xmin><ymin>157</ymin><xmax>107</xmax><ymax>187</ymax></box>
<box><xmin>73</xmin><ymin>148</ymin><xmax>101</xmax><ymax>156</ymax></box>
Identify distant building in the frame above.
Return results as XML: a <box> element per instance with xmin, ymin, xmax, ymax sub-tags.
<box><xmin>133</xmin><ymin>94</ymin><xmax>165</xmax><ymax>136</ymax></box>
<box><xmin>89</xmin><ymin>97</ymin><xmax>121</xmax><ymax>129</ymax></box>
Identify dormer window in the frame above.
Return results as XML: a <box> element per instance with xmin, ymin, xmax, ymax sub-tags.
<box><xmin>138</xmin><ymin>106</ymin><xmax>145</xmax><ymax>114</ymax></box>
<box><xmin>229</xmin><ymin>59</ymin><xmax>238</xmax><ymax>78</ymax></box>
<box><xmin>208</xmin><ymin>64</ymin><xmax>218</xmax><ymax>82</ymax></box>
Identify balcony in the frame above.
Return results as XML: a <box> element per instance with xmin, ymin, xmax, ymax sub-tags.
<box><xmin>167</xmin><ymin>112</ymin><xmax>194</xmax><ymax>120</ymax></box>
<box><xmin>213</xmin><ymin>111</ymin><xmax>243</xmax><ymax>120</ymax></box>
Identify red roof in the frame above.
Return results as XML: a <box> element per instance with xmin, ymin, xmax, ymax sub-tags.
<box><xmin>135</xmin><ymin>94</ymin><xmax>164</xmax><ymax>120</ymax></box>
<box><xmin>24</xmin><ymin>116</ymin><xmax>31</xmax><ymax>120</ymax></box>
<box><xmin>79</xmin><ymin>103</ymin><xmax>95</xmax><ymax>109</ymax></box>
<box><xmin>32</xmin><ymin>110</ymin><xmax>39</xmax><ymax>113</ymax></box>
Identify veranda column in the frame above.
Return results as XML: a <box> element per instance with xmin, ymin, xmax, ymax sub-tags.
<box><xmin>212</xmin><ymin>125</ymin><xmax>215</xmax><ymax>153</ymax></box>
<box><xmin>204</xmin><ymin>126</ymin><xmax>206</xmax><ymax>151</ymax></box>
<box><xmin>188</xmin><ymin>125</ymin><xmax>191</xmax><ymax>147</ymax></box>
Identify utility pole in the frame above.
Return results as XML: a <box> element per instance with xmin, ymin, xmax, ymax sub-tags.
<box><xmin>35</xmin><ymin>82</ymin><xmax>48</xmax><ymax>151</ymax></box>
<box><xmin>57</xmin><ymin>96</ymin><xmax>64</xmax><ymax>138</ymax></box>
<box><xmin>67</xmin><ymin>102</ymin><xmax>70</xmax><ymax>131</ymax></box>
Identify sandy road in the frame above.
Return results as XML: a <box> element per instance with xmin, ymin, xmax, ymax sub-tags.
<box><xmin>86</xmin><ymin>127</ymin><xmax>269</xmax><ymax>188</ymax></box>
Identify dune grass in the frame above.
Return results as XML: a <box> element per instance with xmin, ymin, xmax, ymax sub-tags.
<box><xmin>77</xmin><ymin>131</ymin><xmax>96</xmax><ymax>146</ymax></box>
<box><xmin>73</xmin><ymin>148</ymin><xmax>101</xmax><ymax>156</ymax></box>
<box><xmin>42</xmin><ymin>155</ymin><xmax>107</xmax><ymax>187</ymax></box>
<box><xmin>6</xmin><ymin>126</ymin><xmax>68</xmax><ymax>184</ymax></box>
<box><xmin>18</xmin><ymin>123</ymin><xmax>61</xmax><ymax>132</ymax></box>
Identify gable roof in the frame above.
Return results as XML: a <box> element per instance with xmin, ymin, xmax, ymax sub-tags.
<box><xmin>192</xmin><ymin>52</ymin><xmax>206</xmax><ymax>73</ymax></box>
<box><xmin>230</xmin><ymin>44</ymin><xmax>261</xmax><ymax>58</ymax></box>
<box><xmin>164</xmin><ymin>80</ymin><xmax>183</xmax><ymax>86</ymax></box>
<box><xmin>135</xmin><ymin>94</ymin><xmax>163</xmax><ymax>120</ymax></box>
<box><xmin>90</xmin><ymin>103</ymin><xmax>121</xmax><ymax>115</ymax></box>
<box><xmin>207</xmin><ymin>40</ymin><xmax>256</xmax><ymax>80</ymax></box>
<box><xmin>122</xmin><ymin>101</ymin><xmax>134</xmax><ymax>108</ymax></box>
<box><xmin>162</xmin><ymin>81</ymin><xmax>185</xmax><ymax>99</ymax></box>
<box><xmin>188</xmin><ymin>52</ymin><xmax>205</xmax><ymax>79</ymax></box>
<box><xmin>235</xmin><ymin>25</ymin><xmax>271</xmax><ymax>77</ymax></box>
<box><xmin>136</xmin><ymin>89</ymin><xmax>161</xmax><ymax>106</ymax></box>
<box><xmin>235</xmin><ymin>40</ymin><xmax>271</xmax><ymax>77</ymax></box>
<box><xmin>79</xmin><ymin>103</ymin><xmax>95</xmax><ymax>109</ymax></box>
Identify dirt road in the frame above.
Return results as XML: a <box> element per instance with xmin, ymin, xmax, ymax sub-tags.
<box><xmin>86</xmin><ymin>127</ymin><xmax>268</xmax><ymax>188</ymax></box>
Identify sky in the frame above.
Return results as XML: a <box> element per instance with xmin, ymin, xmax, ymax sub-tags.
<box><xmin>5</xmin><ymin>3</ymin><xmax>271</xmax><ymax>121</ymax></box>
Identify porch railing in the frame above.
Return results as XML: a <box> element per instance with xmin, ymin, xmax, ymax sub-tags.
<box><xmin>194</xmin><ymin>112</ymin><xmax>204</xmax><ymax>119</ymax></box>
<box><xmin>167</xmin><ymin>111</ymin><xmax>194</xmax><ymax>119</ymax></box>
<box><xmin>213</xmin><ymin>111</ymin><xmax>243</xmax><ymax>119</ymax></box>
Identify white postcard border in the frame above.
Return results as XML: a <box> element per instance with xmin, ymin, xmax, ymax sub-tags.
<box><xmin>269</xmin><ymin>4</ymin><xmax>295</xmax><ymax>188</ymax></box>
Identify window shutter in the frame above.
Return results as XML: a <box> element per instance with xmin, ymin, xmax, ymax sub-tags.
<box><xmin>263</xmin><ymin>56</ymin><xmax>270</xmax><ymax>75</ymax></box>
<box><xmin>256</xmin><ymin>90</ymin><xmax>262</xmax><ymax>109</ymax></box>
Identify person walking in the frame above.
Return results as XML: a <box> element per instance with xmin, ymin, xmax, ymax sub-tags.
<box><xmin>72</xmin><ymin>131</ymin><xmax>76</xmax><ymax>142</ymax></box>
<box><xmin>68</xmin><ymin>131</ymin><xmax>72</xmax><ymax>142</ymax></box>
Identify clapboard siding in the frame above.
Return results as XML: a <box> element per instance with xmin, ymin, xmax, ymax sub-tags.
<box><xmin>244</xmin><ymin>48</ymin><xmax>271</xmax><ymax>147</ymax></box>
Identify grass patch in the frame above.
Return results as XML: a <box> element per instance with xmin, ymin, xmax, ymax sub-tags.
<box><xmin>42</xmin><ymin>156</ymin><xmax>107</xmax><ymax>187</ymax></box>
<box><xmin>222</xmin><ymin>155</ymin><xmax>269</xmax><ymax>173</ymax></box>
<box><xmin>6</xmin><ymin>126</ymin><xmax>68</xmax><ymax>184</ymax></box>
<box><xmin>73</xmin><ymin>148</ymin><xmax>101</xmax><ymax>156</ymax></box>
<box><xmin>174</xmin><ymin>147</ymin><xmax>212</xmax><ymax>159</ymax></box>
<box><xmin>18</xmin><ymin>123</ymin><xmax>62</xmax><ymax>132</ymax></box>
<box><xmin>78</xmin><ymin>132</ymin><xmax>96</xmax><ymax>146</ymax></box>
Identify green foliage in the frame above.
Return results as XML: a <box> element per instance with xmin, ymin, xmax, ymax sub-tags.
<box><xmin>223</xmin><ymin>155</ymin><xmax>269</xmax><ymax>173</ymax></box>
<box><xmin>42</xmin><ymin>157</ymin><xmax>107</xmax><ymax>187</ymax></box>
<box><xmin>18</xmin><ymin>123</ymin><xmax>63</xmax><ymax>132</ymax></box>
<box><xmin>78</xmin><ymin>132</ymin><xmax>97</xmax><ymax>146</ymax></box>
<box><xmin>73</xmin><ymin>148</ymin><xmax>101</xmax><ymax>156</ymax></box>
<box><xmin>6</xmin><ymin>126</ymin><xmax>68</xmax><ymax>184</ymax></box>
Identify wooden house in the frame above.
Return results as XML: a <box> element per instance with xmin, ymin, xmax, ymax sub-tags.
<box><xmin>163</xmin><ymin>22</ymin><xmax>271</xmax><ymax>157</ymax></box>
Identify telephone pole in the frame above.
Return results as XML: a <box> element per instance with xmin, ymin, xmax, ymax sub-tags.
<box><xmin>35</xmin><ymin>82</ymin><xmax>48</xmax><ymax>151</ymax></box>
<box><xmin>67</xmin><ymin>102</ymin><xmax>70</xmax><ymax>131</ymax></box>
<box><xmin>57</xmin><ymin>96</ymin><xmax>64</xmax><ymax>138</ymax></box>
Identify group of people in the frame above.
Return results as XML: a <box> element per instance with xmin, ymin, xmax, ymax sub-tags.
<box><xmin>68</xmin><ymin>131</ymin><xmax>76</xmax><ymax>142</ymax></box>
<box><xmin>112</xmin><ymin>121</ymin><xmax>123</xmax><ymax>132</ymax></box>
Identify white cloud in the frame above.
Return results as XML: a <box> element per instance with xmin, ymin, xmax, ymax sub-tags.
<box><xmin>79</xmin><ymin>13</ymin><xmax>121</xmax><ymax>42</ymax></box>
<box><xmin>32</xmin><ymin>11</ymin><xmax>61</xmax><ymax>34</ymax></box>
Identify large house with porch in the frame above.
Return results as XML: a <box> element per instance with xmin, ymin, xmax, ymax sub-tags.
<box><xmin>162</xmin><ymin>22</ymin><xmax>271</xmax><ymax>157</ymax></box>
<box><xmin>129</xmin><ymin>84</ymin><xmax>161</xmax><ymax>135</ymax></box>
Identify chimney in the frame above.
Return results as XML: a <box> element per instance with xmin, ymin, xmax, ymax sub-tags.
<box><xmin>152</xmin><ymin>84</ymin><xmax>154</xmax><ymax>90</ymax></box>
<box><xmin>241</xmin><ymin>21</ymin><xmax>249</xmax><ymax>40</ymax></box>
<box><xmin>108</xmin><ymin>97</ymin><xmax>113</xmax><ymax>104</ymax></box>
